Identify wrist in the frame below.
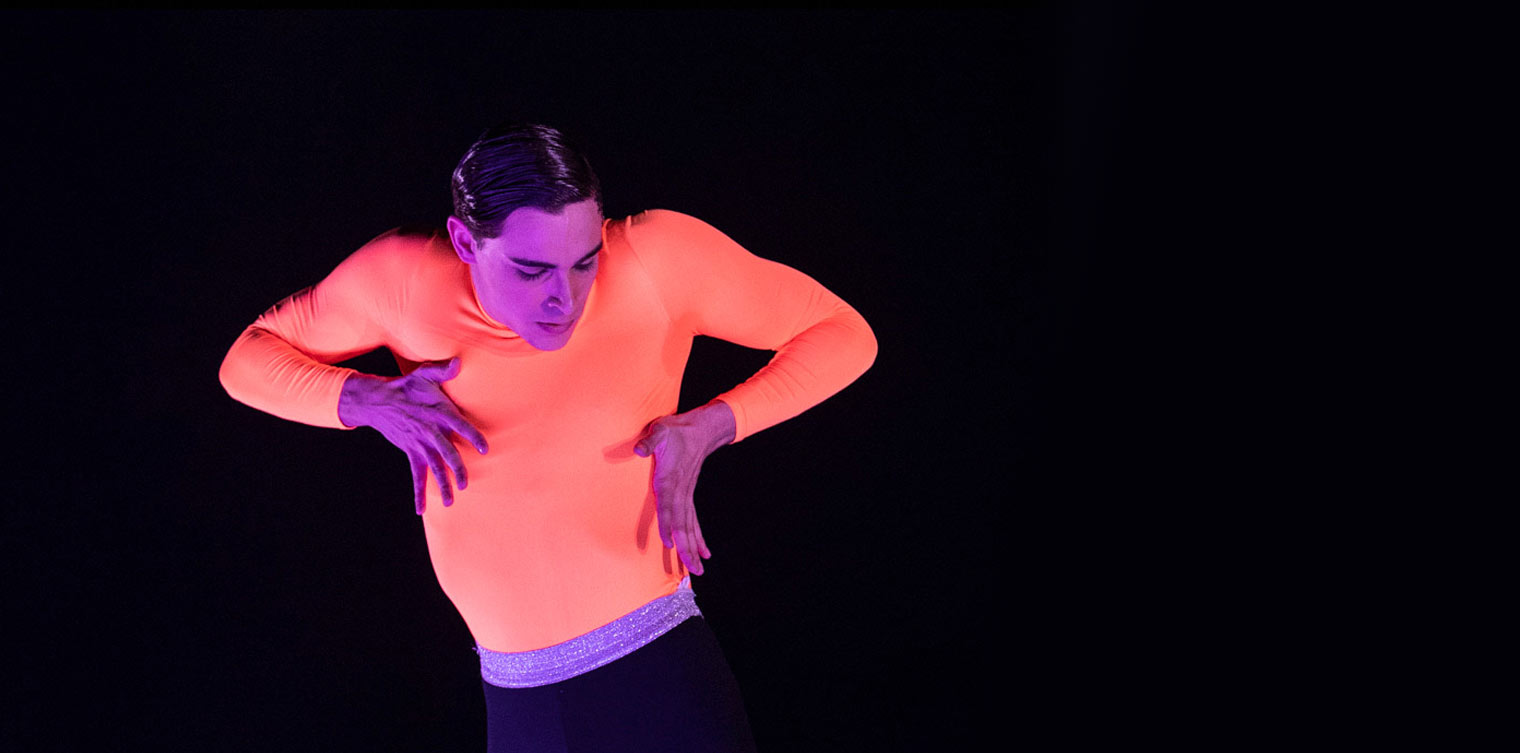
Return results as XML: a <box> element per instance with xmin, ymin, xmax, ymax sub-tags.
<box><xmin>694</xmin><ymin>400</ymin><xmax>737</xmax><ymax>452</ymax></box>
<box><xmin>337</xmin><ymin>372</ymin><xmax>381</xmax><ymax>429</ymax></box>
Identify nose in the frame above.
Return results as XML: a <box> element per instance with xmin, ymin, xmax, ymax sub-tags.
<box><xmin>544</xmin><ymin>272</ymin><xmax>573</xmax><ymax>315</ymax></box>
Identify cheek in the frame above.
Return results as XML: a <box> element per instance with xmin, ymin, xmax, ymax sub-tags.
<box><xmin>572</xmin><ymin>270</ymin><xmax>597</xmax><ymax>303</ymax></box>
<box><xmin>488</xmin><ymin>277</ymin><xmax>535</xmax><ymax>318</ymax></box>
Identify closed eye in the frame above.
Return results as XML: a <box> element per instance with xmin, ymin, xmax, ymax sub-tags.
<box><xmin>510</xmin><ymin>244</ymin><xmax>599</xmax><ymax>281</ymax></box>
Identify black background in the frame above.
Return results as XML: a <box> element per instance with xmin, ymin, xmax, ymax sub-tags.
<box><xmin>2</xmin><ymin>6</ymin><xmax>1190</xmax><ymax>750</ymax></box>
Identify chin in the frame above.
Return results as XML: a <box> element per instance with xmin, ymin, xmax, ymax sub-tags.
<box><xmin>520</xmin><ymin>317</ymin><xmax>580</xmax><ymax>350</ymax></box>
<box><xmin>525</xmin><ymin>331</ymin><xmax>575</xmax><ymax>351</ymax></box>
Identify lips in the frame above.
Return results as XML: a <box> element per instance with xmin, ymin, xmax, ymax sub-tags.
<box><xmin>537</xmin><ymin>318</ymin><xmax>576</xmax><ymax>332</ymax></box>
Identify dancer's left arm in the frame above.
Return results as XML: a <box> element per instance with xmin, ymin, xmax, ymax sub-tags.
<box><xmin>629</xmin><ymin>210</ymin><xmax>878</xmax><ymax>574</ymax></box>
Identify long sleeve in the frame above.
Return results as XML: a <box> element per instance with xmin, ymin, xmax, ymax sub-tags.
<box><xmin>623</xmin><ymin>210</ymin><xmax>878</xmax><ymax>443</ymax></box>
<box><xmin>218</xmin><ymin>230</ymin><xmax>419</xmax><ymax>429</ymax></box>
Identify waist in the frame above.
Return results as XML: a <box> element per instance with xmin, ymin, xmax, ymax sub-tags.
<box><xmin>474</xmin><ymin>576</ymin><xmax>702</xmax><ymax>688</ymax></box>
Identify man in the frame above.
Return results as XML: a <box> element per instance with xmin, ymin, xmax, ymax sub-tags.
<box><xmin>220</xmin><ymin>123</ymin><xmax>876</xmax><ymax>751</ymax></box>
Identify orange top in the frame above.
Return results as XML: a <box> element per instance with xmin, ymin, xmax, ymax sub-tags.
<box><xmin>219</xmin><ymin>210</ymin><xmax>877</xmax><ymax>651</ymax></box>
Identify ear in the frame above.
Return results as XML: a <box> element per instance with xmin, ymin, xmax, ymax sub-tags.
<box><xmin>446</xmin><ymin>215</ymin><xmax>482</xmax><ymax>265</ymax></box>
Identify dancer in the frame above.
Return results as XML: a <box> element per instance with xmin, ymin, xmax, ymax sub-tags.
<box><xmin>220</xmin><ymin>123</ymin><xmax>876</xmax><ymax>752</ymax></box>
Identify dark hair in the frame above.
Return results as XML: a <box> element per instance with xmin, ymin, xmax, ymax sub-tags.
<box><xmin>450</xmin><ymin>123</ymin><xmax>602</xmax><ymax>239</ymax></box>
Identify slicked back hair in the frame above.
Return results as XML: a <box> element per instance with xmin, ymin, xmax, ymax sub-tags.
<box><xmin>450</xmin><ymin>123</ymin><xmax>602</xmax><ymax>239</ymax></box>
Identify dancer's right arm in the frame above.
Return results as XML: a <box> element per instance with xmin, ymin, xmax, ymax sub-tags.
<box><xmin>219</xmin><ymin>232</ymin><xmax>487</xmax><ymax>513</ymax></box>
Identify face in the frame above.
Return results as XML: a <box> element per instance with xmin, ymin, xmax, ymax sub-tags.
<box><xmin>448</xmin><ymin>198</ymin><xmax>603</xmax><ymax>351</ymax></box>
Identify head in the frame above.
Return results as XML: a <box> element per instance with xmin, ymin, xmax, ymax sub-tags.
<box><xmin>446</xmin><ymin>123</ymin><xmax>604</xmax><ymax>350</ymax></box>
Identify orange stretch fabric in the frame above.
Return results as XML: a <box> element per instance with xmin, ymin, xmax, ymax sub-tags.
<box><xmin>220</xmin><ymin>210</ymin><xmax>877</xmax><ymax>651</ymax></box>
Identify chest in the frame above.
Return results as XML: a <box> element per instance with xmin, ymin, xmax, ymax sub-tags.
<box><xmin>392</xmin><ymin>267</ymin><xmax>689</xmax><ymax>437</ymax></box>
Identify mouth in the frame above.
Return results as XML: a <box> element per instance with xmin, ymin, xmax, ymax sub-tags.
<box><xmin>536</xmin><ymin>318</ymin><xmax>577</xmax><ymax>333</ymax></box>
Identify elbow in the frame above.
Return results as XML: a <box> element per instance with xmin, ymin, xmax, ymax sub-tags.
<box><xmin>811</xmin><ymin>296</ymin><xmax>877</xmax><ymax>382</ymax></box>
<box><xmin>863</xmin><ymin>325</ymin><xmax>879</xmax><ymax>374</ymax></box>
<box><xmin>219</xmin><ymin>340</ymin><xmax>244</xmax><ymax>403</ymax></box>
<box><xmin>839</xmin><ymin>304</ymin><xmax>879</xmax><ymax>380</ymax></box>
<box><xmin>852</xmin><ymin>300</ymin><xmax>878</xmax><ymax>362</ymax></box>
<box><xmin>854</xmin><ymin>316</ymin><xmax>878</xmax><ymax>377</ymax></box>
<box><xmin>218</xmin><ymin>325</ymin><xmax>261</xmax><ymax>405</ymax></box>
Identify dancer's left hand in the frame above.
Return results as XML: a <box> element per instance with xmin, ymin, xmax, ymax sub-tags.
<box><xmin>633</xmin><ymin>401</ymin><xmax>736</xmax><ymax>576</ymax></box>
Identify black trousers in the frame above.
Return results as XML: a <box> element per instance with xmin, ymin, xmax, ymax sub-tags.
<box><xmin>481</xmin><ymin>617</ymin><xmax>757</xmax><ymax>753</ymax></box>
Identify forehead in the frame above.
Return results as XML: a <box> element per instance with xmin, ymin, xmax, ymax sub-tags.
<box><xmin>489</xmin><ymin>200</ymin><xmax>603</xmax><ymax>262</ymax></box>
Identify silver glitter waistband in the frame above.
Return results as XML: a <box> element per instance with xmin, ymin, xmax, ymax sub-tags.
<box><xmin>474</xmin><ymin>579</ymin><xmax>702</xmax><ymax>688</ymax></box>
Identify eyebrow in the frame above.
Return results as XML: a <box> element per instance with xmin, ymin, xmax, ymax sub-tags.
<box><xmin>508</xmin><ymin>242</ymin><xmax>602</xmax><ymax>269</ymax></box>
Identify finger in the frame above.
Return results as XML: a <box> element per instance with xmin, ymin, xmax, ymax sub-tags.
<box><xmin>426</xmin><ymin>447</ymin><xmax>454</xmax><ymax>507</ymax></box>
<box><xmin>655</xmin><ymin>481</ymin><xmax>675</xmax><ymax>550</ymax></box>
<box><xmin>417</xmin><ymin>357</ymin><xmax>461</xmax><ymax>382</ymax></box>
<box><xmin>678</xmin><ymin>531</ymin><xmax>694</xmax><ymax>573</ymax></box>
<box><xmin>409</xmin><ymin>453</ymin><xmax>428</xmax><ymax>515</ymax></box>
<box><xmin>425</xmin><ymin>427</ymin><xmax>468</xmax><ymax>492</ymax></box>
<box><xmin>634</xmin><ymin>422</ymin><xmax>667</xmax><ymax>458</ymax></box>
<box><xmin>693</xmin><ymin>513</ymin><xmax>711</xmax><ymax>560</ymax></box>
<box><xmin>668</xmin><ymin>490</ymin><xmax>700</xmax><ymax>574</ymax></box>
<box><xmin>438</xmin><ymin>408</ymin><xmax>489</xmax><ymax>455</ymax></box>
<box><xmin>676</xmin><ymin>471</ymin><xmax>707</xmax><ymax>559</ymax></box>
<box><xmin>680</xmin><ymin>530</ymin><xmax>703</xmax><ymax>575</ymax></box>
<box><xmin>680</xmin><ymin>502</ymin><xmax>706</xmax><ymax>573</ymax></box>
<box><xmin>658</xmin><ymin>498</ymin><xmax>674</xmax><ymax>550</ymax></box>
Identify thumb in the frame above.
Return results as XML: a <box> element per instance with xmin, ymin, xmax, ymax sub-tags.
<box><xmin>634</xmin><ymin>422</ymin><xmax>667</xmax><ymax>458</ymax></box>
<box><xmin>419</xmin><ymin>357</ymin><xmax>461</xmax><ymax>382</ymax></box>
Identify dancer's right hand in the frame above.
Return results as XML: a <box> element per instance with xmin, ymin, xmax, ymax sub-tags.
<box><xmin>337</xmin><ymin>357</ymin><xmax>489</xmax><ymax>514</ymax></box>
